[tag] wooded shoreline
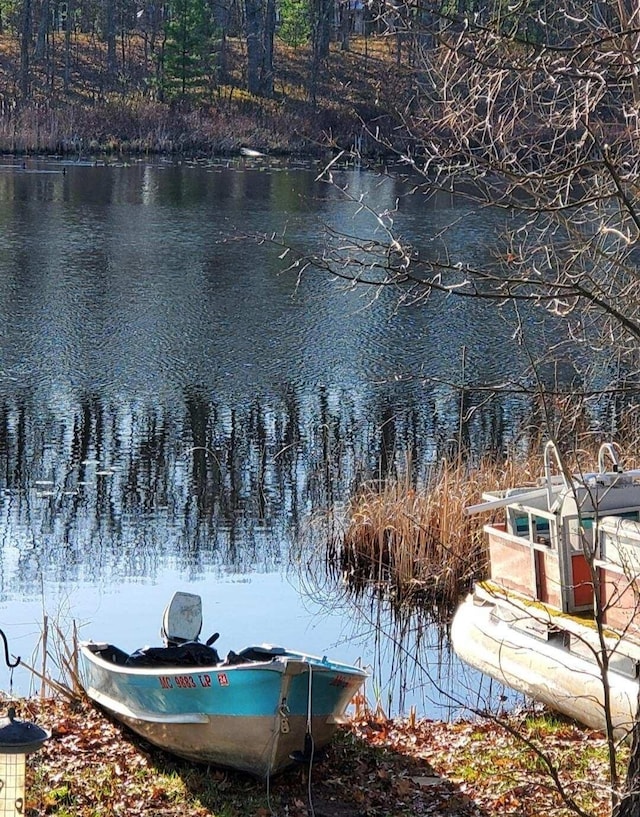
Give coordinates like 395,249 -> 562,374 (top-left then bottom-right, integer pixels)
0,35 -> 406,159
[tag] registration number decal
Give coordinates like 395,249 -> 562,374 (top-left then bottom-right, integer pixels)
158,674 -> 213,690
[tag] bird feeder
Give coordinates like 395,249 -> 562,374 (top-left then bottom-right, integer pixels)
0,706 -> 50,816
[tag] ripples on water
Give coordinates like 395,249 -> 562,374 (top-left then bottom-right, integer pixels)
0,158 -> 604,713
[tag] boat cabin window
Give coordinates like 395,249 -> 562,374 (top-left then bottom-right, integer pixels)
508,511 -> 553,546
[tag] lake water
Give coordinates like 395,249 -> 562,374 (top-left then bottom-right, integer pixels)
0,155 -> 564,715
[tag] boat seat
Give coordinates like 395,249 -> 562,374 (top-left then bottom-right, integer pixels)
161,591 -> 203,647
514,517 -> 529,535
90,643 -> 130,666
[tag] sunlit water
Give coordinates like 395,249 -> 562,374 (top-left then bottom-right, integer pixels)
0,155 -> 572,716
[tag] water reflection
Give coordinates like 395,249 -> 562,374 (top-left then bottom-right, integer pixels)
0,383 -> 522,594
0,158 -> 625,712
297,536 -> 518,718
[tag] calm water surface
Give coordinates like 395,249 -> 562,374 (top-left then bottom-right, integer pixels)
0,156 -> 558,714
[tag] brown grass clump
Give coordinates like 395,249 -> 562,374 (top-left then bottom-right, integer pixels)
338,456 -> 539,612
338,437 -> 640,613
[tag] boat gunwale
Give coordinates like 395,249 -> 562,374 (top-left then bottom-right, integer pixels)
474,581 -> 640,658
79,641 -> 369,679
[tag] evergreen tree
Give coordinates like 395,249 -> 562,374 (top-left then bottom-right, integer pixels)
278,0 -> 310,47
164,0 -> 215,98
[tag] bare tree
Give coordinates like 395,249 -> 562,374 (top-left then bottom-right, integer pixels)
245,0 -> 275,96
19,0 -> 33,99
280,3 -> 640,362
260,4 -> 640,815
103,0 -> 118,82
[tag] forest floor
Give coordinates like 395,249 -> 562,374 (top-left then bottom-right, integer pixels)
12,695 -> 620,817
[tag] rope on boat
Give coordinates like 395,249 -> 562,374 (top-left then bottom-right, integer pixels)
305,662 -> 316,817
265,660 -> 318,817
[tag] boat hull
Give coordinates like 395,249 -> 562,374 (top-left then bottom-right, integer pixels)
80,643 -> 366,777
103,711 -> 336,774
451,591 -> 638,738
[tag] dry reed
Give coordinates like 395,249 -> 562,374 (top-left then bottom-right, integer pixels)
20,614 -> 84,702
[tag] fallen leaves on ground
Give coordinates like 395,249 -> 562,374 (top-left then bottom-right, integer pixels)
3,696 -> 618,817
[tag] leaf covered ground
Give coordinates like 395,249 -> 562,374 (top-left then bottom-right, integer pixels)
6,696 -> 619,817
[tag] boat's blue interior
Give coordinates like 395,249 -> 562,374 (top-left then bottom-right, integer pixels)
513,509 -> 640,538
514,516 -> 550,536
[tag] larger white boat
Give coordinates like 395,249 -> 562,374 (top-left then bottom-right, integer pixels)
451,441 -> 640,737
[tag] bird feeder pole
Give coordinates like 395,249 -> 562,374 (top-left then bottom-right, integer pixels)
0,630 -> 50,816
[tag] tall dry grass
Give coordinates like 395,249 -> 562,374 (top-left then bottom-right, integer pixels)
18,614 -> 84,702
338,457 -> 534,612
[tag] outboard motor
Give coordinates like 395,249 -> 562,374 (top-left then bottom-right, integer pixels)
126,592 -> 222,667
161,591 -> 203,647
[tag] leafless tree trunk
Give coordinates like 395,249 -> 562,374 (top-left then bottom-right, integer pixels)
64,0 -> 74,94
339,0 -> 350,51
614,681 -> 640,815
104,0 -> 117,82
19,0 -> 33,99
245,0 -> 275,96
208,0 -> 230,83
34,0 -> 49,61
308,0 -> 332,103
